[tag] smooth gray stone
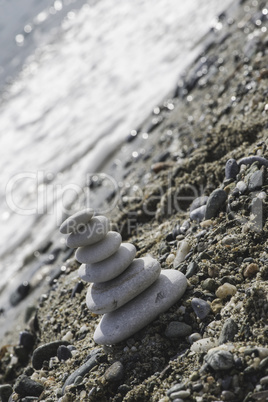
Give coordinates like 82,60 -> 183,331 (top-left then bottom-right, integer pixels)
218,318 -> 238,345
248,170 -> 263,192
190,196 -> 208,212
67,216 -> 109,248
104,361 -> 124,382
205,350 -> 234,371
75,231 -> 122,264
225,159 -> 239,179
191,297 -> 210,319
32,340 -> 69,370
205,189 -> 227,219
165,321 -> 192,338
94,269 -> 187,344
190,205 -> 206,221
62,348 -> 102,394
78,243 -> 136,283
60,209 -> 94,234
86,256 -> 161,314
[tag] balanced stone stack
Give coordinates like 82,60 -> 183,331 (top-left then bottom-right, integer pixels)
60,209 -> 187,345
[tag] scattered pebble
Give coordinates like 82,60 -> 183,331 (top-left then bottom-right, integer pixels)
215,283 -> 237,299
205,189 -> 227,219
190,205 -> 206,221
19,331 -> 35,352
173,240 -> 191,267
218,318 -> 238,345
191,297 -> 211,319
225,159 -> 239,179
243,263 -> 259,278
165,321 -> 192,338
57,345 -> 72,361
32,341 -> 70,370
104,361 -> 124,382
14,375 -> 44,398
191,338 -> 218,353
205,349 -> 234,371
248,170 -> 263,192
62,349 -> 103,394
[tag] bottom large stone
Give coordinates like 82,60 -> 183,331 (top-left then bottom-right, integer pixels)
93,269 -> 187,345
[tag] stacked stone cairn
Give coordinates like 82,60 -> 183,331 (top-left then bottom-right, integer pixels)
60,209 -> 187,345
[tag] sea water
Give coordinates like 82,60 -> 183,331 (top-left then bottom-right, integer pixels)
0,0 -> 233,295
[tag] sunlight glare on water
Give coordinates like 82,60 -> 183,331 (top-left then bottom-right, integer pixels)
0,0 -> 233,289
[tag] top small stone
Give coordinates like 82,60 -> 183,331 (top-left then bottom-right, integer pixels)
59,209 -> 94,234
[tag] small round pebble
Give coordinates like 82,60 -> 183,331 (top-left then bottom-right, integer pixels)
104,361 -> 124,382
225,159 -> 239,179
243,263 -> 259,278
188,333 -> 202,344
57,345 -> 72,361
165,321 -> 192,338
19,331 -> 35,352
215,283 -> 237,299
205,189 -> 227,220
191,297 -> 211,319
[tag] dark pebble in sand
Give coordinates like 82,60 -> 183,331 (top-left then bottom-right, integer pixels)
10,282 -> 31,306
185,261 -> 199,278
248,170 -> 263,192
62,348 -> 103,394
57,345 -> 72,361
218,318 -> 238,345
165,321 -> 192,338
225,158 -> 239,179
104,361 -> 124,382
14,375 -> 44,398
19,331 -> 35,352
0,384 -> 13,402
71,281 -> 84,298
205,189 -> 227,219
191,297 -> 211,319
32,340 -> 70,370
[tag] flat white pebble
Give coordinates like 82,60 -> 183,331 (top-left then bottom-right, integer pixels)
86,256 -> 161,314
78,243 -> 136,283
190,337 -> 218,353
173,240 -> 191,267
75,231 -> 122,264
67,216 -> 109,248
60,209 -> 94,234
94,269 -> 187,344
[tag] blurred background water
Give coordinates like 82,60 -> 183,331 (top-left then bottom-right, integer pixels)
0,0 -> 233,299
